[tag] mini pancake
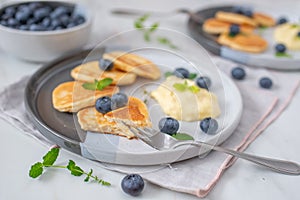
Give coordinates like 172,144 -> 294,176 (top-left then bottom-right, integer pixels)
215,11 -> 257,27
203,18 -> 255,34
77,97 -> 151,139
103,51 -> 161,80
217,32 -> 268,53
71,61 -> 137,86
253,12 -> 275,27
52,81 -> 119,112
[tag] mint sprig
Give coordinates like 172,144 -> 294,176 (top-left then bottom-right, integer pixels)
82,78 -> 113,91
173,81 -> 200,93
29,147 -> 111,186
172,133 -> 194,141
275,52 -> 292,58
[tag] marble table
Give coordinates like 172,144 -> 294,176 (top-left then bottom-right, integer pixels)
0,0 -> 299,199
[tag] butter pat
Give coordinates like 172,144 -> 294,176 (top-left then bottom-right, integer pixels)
274,23 -> 300,50
151,76 -> 221,122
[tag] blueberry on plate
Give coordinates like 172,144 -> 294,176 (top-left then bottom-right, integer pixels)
111,93 -> 128,110
158,117 -> 179,135
259,77 -> 273,89
242,9 -> 253,17
275,43 -> 286,53
174,68 -> 189,79
200,117 -> 218,135
277,17 -> 288,25
229,24 -> 240,36
231,6 -> 244,14
95,96 -> 112,114
196,76 -> 211,90
231,67 -> 246,80
99,58 -> 114,71
121,174 -> 144,197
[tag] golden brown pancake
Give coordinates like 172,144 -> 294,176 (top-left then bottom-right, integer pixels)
71,61 -> 137,86
103,51 -> 161,80
52,81 -> 119,113
217,32 -> 268,53
77,97 -> 151,139
253,12 -> 275,27
203,18 -> 255,34
215,11 -> 258,27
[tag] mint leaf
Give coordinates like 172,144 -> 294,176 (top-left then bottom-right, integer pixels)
42,148 -> 59,166
134,21 -> 144,29
172,133 -> 194,141
29,162 -> 44,178
164,71 -> 173,77
100,180 -> 111,186
157,37 -> 178,49
173,83 -> 187,91
275,52 -> 292,58
82,80 -> 98,90
188,73 -> 197,80
188,85 -> 200,93
138,13 -> 150,23
67,160 -> 84,176
144,31 -> 151,41
97,78 -> 113,90
150,22 -> 159,32
84,169 -> 93,182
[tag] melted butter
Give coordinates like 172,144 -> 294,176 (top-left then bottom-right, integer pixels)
274,23 -> 300,50
151,76 -> 221,122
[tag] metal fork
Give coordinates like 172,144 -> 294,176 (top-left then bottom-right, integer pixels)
124,124 -> 300,175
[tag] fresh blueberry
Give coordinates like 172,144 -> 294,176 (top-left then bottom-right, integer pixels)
99,58 -> 114,71
54,26 -> 63,30
33,7 -> 51,21
174,68 -> 189,79
50,6 -> 70,19
277,17 -> 288,25
1,14 -> 11,20
297,32 -> 300,38
121,174 -> 144,197
200,117 -> 218,134
229,24 -> 240,36
51,19 -> 62,28
196,76 -> 211,90
0,20 -> 8,26
4,6 -> 16,17
67,22 -> 76,28
111,93 -> 128,110
17,4 -> 30,12
73,14 -> 85,25
26,17 -> 39,25
7,18 -> 19,27
28,2 -> 43,11
95,96 -> 112,114
29,24 -> 46,31
19,24 -> 29,30
231,6 -> 244,14
243,9 -> 253,17
231,67 -> 246,80
259,77 -> 273,89
158,117 -> 179,135
15,10 -> 31,23
60,14 -> 70,27
41,17 -> 51,27
275,43 -> 286,53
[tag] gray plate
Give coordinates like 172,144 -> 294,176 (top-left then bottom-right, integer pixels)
187,5 -> 300,70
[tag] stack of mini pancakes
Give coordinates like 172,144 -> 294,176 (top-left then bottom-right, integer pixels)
52,51 -> 161,138
203,9 -> 276,53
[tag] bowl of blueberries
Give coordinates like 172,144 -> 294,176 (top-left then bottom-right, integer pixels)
0,1 -> 92,62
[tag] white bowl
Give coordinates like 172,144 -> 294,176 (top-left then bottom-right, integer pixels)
0,1 -> 93,62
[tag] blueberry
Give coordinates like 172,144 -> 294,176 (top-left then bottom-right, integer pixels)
277,17 -> 288,25
55,26 -> 63,30
111,93 -> 128,110
158,117 -> 179,135
121,174 -> 144,197
200,117 -> 218,134
26,17 -> 39,25
15,10 -> 31,23
297,32 -> 300,38
174,68 -> 189,78
50,6 -> 69,19
29,24 -> 45,31
99,58 -> 114,71
19,24 -> 29,30
1,14 -> 11,20
259,77 -> 273,89
41,17 -> 51,27
7,18 -> 19,27
0,20 -> 8,26
51,19 -> 62,28
33,7 -> 51,21
28,2 -> 43,10
275,43 -> 286,53
73,14 -> 85,25
95,96 -> 112,114
231,6 -> 244,14
231,67 -> 246,80
67,22 -> 76,28
229,24 -> 240,36
243,9 -> 253,17
60,14 -> 70,27
196,76 -> 211,90
4,6 -> 16,17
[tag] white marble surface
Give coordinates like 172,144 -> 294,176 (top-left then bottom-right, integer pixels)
0,0 -> 300,199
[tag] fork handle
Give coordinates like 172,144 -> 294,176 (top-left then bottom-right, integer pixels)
176,142 -> 300,175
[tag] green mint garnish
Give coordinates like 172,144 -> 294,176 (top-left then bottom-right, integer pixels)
157,37 -> 178,49
173,80 -> 200,93
228,33 -> 237,38
134,14 -> 150,29
188,85 -> 200,93
291,24 -> 300,28
164,71 -> 173,77
172,133 -> 194,141
82,78 -> 113,91
275,52 -> 292,58
29,147 -> 111,186
188,73 -> 197,80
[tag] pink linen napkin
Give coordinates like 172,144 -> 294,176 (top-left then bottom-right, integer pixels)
0,57 -> 299,198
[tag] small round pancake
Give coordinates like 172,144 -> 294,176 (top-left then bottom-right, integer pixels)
215,11 -> 258,27
253,12 -> 275,27
217,33 -> 268,53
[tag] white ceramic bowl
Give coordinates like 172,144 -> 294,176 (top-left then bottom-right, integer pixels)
0,1 -> 92,62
